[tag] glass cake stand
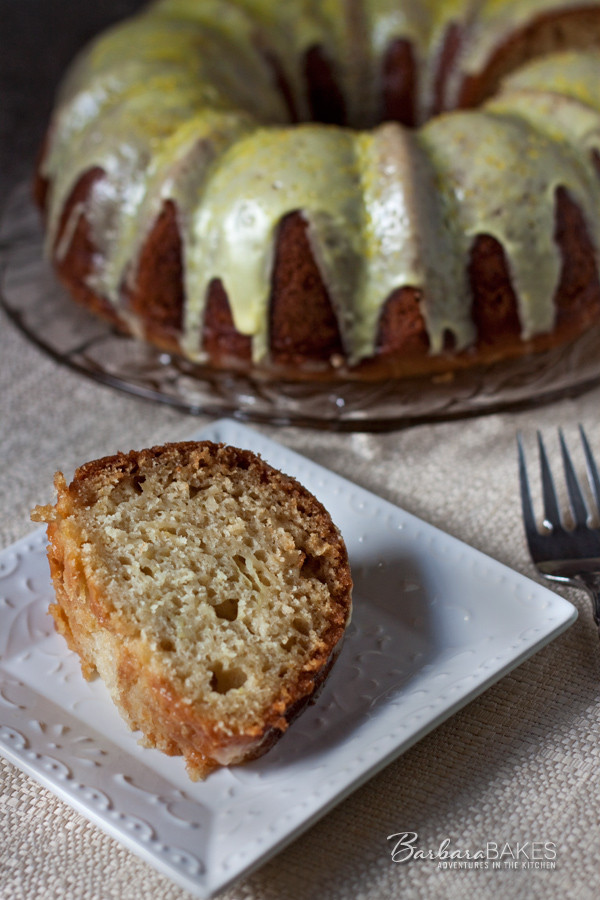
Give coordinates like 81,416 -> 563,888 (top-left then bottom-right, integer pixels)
2,180 -> 600,431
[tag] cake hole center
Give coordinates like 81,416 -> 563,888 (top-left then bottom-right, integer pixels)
209,662 -> 248,693
300,552 -> 327,583
213,597 -> 239,622
292,616 -> 310,636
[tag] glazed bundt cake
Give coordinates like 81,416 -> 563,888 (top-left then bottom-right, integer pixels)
34,0 -> 600,381
31,441 -> 353,778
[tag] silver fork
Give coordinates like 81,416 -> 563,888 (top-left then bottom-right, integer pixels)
518,425 -> 600,631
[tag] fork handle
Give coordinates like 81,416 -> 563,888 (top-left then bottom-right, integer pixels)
573,572 -> 600,628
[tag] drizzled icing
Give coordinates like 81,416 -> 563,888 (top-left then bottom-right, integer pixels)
41,0 -> 600,366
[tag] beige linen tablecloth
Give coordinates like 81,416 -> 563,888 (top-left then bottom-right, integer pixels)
2,313 -> 600,900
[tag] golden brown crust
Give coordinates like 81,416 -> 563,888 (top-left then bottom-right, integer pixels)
126,199 -> 184,339
304,45 -> 347,126
269,211 -> 345,365
457,7 -> 600,108
32,441 -> 353,779
432,21 -> 464,116
381,37 -> 418,127
48,166 -> 130,332
553,186 -> 600,328
202,278 -> 252,362
376,287 -> 431,357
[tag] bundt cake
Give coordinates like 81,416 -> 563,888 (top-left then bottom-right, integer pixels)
31,440 -> 353,778
34,0 -> 600,382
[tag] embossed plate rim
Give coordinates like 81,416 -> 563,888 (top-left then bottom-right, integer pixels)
0,419 -> 577,897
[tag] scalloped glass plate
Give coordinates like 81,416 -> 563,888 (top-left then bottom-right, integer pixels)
0,420 -> 577,897
2,182 -> 600,430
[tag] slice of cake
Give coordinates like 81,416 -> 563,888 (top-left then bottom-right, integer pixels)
31,441 -> 352,778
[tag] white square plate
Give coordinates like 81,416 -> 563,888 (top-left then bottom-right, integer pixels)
0,419 -> 576,897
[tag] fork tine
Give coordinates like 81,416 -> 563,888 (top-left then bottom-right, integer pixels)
517,432 -> 539,542
537,431 -> 562,531
580,424 -> 600,518
559,428 -> 589,527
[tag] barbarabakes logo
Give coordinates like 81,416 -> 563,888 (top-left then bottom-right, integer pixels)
387,832 -> 557,870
